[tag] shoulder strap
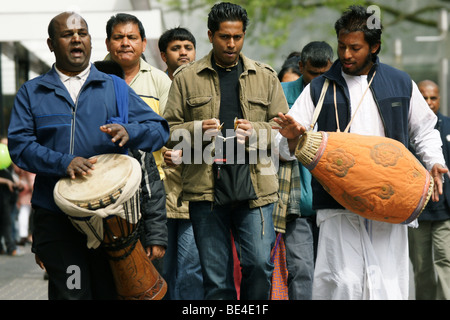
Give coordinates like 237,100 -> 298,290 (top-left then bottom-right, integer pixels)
309,71 -> 376,133
106,75 -> 129,125
309,79 -> 329,131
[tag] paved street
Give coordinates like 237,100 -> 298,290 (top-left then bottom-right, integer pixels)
0,245 -> 47,300
0,243 -> 415,301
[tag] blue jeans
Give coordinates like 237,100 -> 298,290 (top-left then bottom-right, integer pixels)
163,218 -> 204,300
189,201 -> 275,300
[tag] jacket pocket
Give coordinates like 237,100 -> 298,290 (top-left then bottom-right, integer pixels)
247,97 -> 269,122
187,96 -> 213,120
35,113 -> 72,141
182,163 -> 213,195
250,161 -> 278,198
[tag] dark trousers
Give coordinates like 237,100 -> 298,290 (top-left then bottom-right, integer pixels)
0,194 -> 17,254
0,205 -> 16,254
32,206 -> 117,300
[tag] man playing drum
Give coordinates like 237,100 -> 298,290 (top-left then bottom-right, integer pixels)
275,5 -> 447,299
7,12 -> 169,300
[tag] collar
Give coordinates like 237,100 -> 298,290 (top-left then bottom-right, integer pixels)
298,75 -> 305,91
138,57 -> 152,72
54,64 -> 91,82
195,50 -> 256,75
38,63 -> 108,91
103,53 -> 152,73
323,56 -> 380,85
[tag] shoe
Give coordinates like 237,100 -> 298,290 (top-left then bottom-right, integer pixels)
17,237 -> 32,246
9,249 -> 24,257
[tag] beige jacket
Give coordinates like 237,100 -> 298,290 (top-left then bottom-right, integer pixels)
163,51 -> 289,208
163,163 -> 190,219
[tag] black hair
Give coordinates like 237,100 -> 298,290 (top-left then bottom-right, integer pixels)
300,41 -> 334,68
94,60 -> 125,79
158,27 -> 196,53
106,13 -> 146,40
278,66 -> 301,82
278,54 -> 301,81
207,2 -> 249,34
286,51 -> 301,59
334,5 -> 382,56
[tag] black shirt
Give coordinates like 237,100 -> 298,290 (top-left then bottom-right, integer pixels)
213,57 -> 244,163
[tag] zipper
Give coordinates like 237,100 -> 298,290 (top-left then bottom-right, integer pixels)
369,86 -> 388,136
69,86 -> 85,155
70,106 -> 76,155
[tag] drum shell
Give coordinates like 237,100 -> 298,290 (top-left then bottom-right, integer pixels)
54,154 -> 167,299
104,216 -> 167,300
299,132 -> 432,224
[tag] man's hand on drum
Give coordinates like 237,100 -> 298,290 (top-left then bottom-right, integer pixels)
100,123 -> 129,147
431,163 -> 449,202
67,157 -> 97,179
146,245 -> 165,261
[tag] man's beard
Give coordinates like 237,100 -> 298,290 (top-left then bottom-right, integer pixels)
342,52 -> 374,76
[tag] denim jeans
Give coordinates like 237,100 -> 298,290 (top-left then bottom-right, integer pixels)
189,201 -> 275,300
163,218 -> 204,300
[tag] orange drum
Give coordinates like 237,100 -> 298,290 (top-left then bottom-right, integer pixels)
54,153 -> 167,299
295,131 -> 433,224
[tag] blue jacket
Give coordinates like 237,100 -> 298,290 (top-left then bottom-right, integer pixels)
308,58 -> 412,210
8,64 -> 169,213
418,112 -> 450,221
281,76 -> 304,108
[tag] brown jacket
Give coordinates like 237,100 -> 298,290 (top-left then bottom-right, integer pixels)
163,51 -> 289,208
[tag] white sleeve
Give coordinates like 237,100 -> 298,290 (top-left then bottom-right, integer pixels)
287,84 -> 316,129
408,80 -> 445,170
276,84 -> 316,160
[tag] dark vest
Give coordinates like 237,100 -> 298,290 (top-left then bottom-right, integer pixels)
417,113 -> 450,221
309,58 -> 413,210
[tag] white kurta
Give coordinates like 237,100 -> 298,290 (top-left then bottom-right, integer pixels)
280,71 -> 445,300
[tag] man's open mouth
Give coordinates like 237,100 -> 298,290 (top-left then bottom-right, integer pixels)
71,48 -> 84,57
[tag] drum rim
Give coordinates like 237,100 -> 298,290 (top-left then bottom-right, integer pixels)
402,172 -> 434,224
295,131 -> 327,171
55,153 -> 133,210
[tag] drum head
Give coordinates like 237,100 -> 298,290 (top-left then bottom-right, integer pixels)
56,154 -> 133,209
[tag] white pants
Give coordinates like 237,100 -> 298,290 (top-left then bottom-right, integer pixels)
312,209 -> 410,300
18,204 -> 31,238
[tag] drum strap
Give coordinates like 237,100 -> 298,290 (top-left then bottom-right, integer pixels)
105,75 -> 130,155
106,75 -> 129,125
309,79 -> 330,131
310,72 -> 377,133
340,71 -> 377,133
